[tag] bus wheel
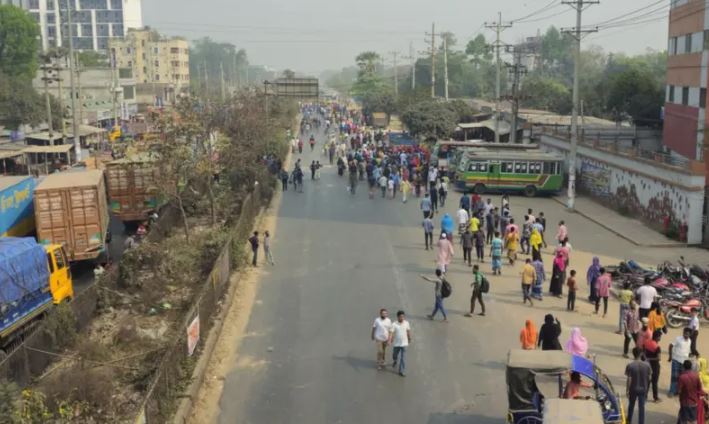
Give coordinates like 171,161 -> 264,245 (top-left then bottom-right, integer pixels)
473,183 -> 485,195
523,185 -> 537,197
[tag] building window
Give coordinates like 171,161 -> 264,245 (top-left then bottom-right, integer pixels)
97,24 -> 109,37
153,47 -> 159,54
154,60 -> 159,67
123,86 -> 135,100
686,34 -> 692,53
110,0 -> 122,9
29,0 -> 39,9
119,68 -> 132,78
170,47 -> 179,54
671,37 -> 678,55
669,85 -> 675,103
125,47 -> 131,54
154,74 -> 160,81
127,60 -> 132,67
701,88 -> 707,108
683,86 -> 689,105
142,53 -> 146,60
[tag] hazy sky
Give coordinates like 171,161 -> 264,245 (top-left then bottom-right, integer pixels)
142,0 -> 669,75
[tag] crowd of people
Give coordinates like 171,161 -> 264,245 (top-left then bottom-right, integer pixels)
261,103 -> 709,423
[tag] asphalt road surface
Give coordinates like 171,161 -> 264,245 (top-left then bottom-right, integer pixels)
217,128 -> 687,424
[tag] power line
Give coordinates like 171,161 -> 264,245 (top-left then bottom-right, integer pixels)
513,7 -> 573,24
511,0 -> 560,23
586,0 -> 666,27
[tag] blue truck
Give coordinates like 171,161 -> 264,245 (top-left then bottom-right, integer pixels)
0,237 -> 73,359
0,176 -> 36,237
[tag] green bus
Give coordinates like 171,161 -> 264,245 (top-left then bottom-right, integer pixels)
454,149 -> 565,197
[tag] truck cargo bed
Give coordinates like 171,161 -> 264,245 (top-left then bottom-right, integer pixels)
34,170 -> 109,262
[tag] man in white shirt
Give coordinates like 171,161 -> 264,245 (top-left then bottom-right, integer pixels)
636,280 -> 658,318
390,310 -> 412,377
371,309 -> 392,370
457,208 -> 470,228
669,328 -> 693,396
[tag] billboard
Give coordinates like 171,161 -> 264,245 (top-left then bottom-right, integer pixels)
264,78 -> 319,99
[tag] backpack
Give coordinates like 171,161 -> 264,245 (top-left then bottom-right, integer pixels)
480,275 -> 490,293
441,278 -> 452,298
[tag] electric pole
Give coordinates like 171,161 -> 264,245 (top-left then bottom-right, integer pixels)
443,35 -> 449,101
389,51 -> 399,97
40,59 -> 54,144
55,59 -> 67,139
65,0 -> 81,158
407,42 -> 416,90
220,61 -> 226,100
110,48 -> 118,129
425,23 -> 436,98
505,45 -> 534,144
75,51 -> 83,127
562,0 -> 599,210
485,13 -> 512,143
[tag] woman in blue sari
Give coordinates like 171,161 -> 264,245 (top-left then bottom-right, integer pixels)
532,257 -> 545,300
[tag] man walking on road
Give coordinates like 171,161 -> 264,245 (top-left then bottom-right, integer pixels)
677,359 -> 705,424
420,193 -> 432,218
248,231 -> 259,266
421,270 -> 449,322
465,264 -> 486,317
625,347 -> 651,424
521,258 -> 536,306
423,216 -> 434,251
390,310 -> 411,377
263,231 -> 275,266
371,309 -> 392,370
461,228 -> 473,267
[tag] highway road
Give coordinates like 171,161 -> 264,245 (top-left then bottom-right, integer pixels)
215,127 -> 690,424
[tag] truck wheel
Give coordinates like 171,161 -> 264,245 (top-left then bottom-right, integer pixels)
474,183 -> 486,195
523,185 -> 537,197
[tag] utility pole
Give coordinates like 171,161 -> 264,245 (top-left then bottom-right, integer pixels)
425,23 -> 436,98
110,48 -> 118,129
409,42 -> 416,90
220,61 -> 226,100
505,45 -> 534,144
65,0 -> 81,158
40,60 -> 54,145
443,35 -> 449,100
203,61 -> 209,96
562,0 -> 599,210
55,59 -> 67,139
75,51 -> 83,127
485,13 -> 512,143
389,51 -> 399,97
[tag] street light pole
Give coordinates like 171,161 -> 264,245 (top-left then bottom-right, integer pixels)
65,0 -> 81,158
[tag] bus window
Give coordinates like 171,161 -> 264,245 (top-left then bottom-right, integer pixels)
478,162 -> 488,172
529,162 -> 542,174
514,162 -> 528,174
501,162 -> 514,173
543,162 -> 556,174
556,161 -> 563,174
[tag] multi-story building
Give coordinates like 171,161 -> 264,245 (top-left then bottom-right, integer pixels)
110,28 -> 190,108
663,0 -> 709,161
32,65 -> 137,126
1,0 -> 142,51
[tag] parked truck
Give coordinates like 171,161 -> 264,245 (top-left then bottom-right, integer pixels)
0,237 -> 73,357
0,176 -> 36,237
105,156 -> 160,223
33,170 -> 110,262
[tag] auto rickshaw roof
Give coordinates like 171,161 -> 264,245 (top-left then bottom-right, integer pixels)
543,399 -> 604,424
507,350 -> 595,377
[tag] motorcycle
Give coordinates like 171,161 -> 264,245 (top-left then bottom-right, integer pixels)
665,296 -> 709,328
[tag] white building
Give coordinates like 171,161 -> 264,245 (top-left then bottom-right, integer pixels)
2,0 -> 143,51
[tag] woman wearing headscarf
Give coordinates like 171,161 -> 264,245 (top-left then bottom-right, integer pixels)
538,314 -> 562,351
647,302 -> 667,334
530,228 -> 543,262
436,233 -> 454,274
586,257 -> 601,303
531,257 -> 545,300
698,357 -> 709,422
565,327 -> 588,357
549,252 -> 566,298
520,320 -> 538,350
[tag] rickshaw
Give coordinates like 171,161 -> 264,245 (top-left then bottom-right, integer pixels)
543,399 -> 604,424
506,349 -> 625,424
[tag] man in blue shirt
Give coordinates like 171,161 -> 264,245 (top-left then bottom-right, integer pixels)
423,217 -> 434,250
459,194 -> 470,215
489,231 -> 503,275
420,193 -> 433,219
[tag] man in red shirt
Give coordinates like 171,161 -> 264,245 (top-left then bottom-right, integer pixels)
678,359 -> 706,424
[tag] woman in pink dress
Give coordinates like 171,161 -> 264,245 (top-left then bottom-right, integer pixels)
436,233 -> 455,273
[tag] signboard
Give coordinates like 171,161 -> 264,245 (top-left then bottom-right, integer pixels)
187,314 -> 200,356
264,78 -> 319,99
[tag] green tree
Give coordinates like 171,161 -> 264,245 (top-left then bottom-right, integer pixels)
465,34 -> 492,67
77,50 -> 108,67
401,100 -> 458,139
520,75 -> 572,114
538,26 -> 574,79
0,5 -> 40,78
355,51 -> 381,76
0,72 -> 62,130
190,37 -> 249,97
605,61 -> 663,125
282,69 -> 295,79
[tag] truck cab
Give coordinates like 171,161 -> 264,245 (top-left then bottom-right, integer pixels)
45,244 -> 73,304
